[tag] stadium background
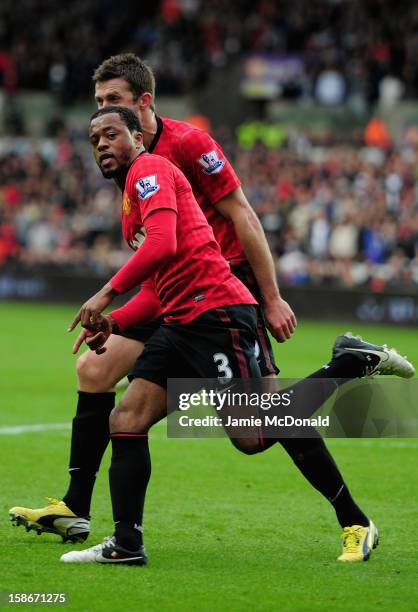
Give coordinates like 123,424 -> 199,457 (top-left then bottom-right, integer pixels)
0,1 -> 417,611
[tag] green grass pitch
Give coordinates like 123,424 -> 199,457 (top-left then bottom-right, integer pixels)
0,302 -> 417,611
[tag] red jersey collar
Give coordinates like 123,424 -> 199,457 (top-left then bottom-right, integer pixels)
147,115 -> 164,153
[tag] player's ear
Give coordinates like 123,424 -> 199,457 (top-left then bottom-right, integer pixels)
134,130 -> 143,149
138,92 -> 153,111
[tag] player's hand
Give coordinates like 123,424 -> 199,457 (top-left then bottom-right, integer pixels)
72,315 -> 113,355
72,328 -> 92,354
263,297 -> 297,343
68,283 -> 119,332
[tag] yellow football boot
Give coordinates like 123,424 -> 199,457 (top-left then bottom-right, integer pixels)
338,520 -> 379,562
9,498 -> 90,543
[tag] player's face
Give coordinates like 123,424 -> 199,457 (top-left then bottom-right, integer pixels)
95,78 -> 139,112
89,113 -> 142,178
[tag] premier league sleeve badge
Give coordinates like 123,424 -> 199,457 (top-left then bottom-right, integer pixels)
197,150 -> 225,175
135,175 -> 161,200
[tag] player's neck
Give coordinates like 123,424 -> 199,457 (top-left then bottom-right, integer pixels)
113,167 -> 129,192
113,148 -> 145,191
141,109 -> 158,149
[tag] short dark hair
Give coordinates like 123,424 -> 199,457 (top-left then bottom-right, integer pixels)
90,106 -> 142,133
93,53 -> 155,102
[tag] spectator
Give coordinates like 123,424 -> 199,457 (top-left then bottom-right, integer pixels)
3,0 -> 418,102
0,122 -> 417,292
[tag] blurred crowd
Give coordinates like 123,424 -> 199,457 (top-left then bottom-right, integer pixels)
234,134 -> 418,291
1,128 -> 417,291
0,135 -> 126,274
1,0 -> 418,103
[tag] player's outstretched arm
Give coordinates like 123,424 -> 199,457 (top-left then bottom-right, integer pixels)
68,209 -> 176,334
110,280 -> 161,332
215,187 -> 296,342
109,209 -> 177,294
71,281 -> 160,355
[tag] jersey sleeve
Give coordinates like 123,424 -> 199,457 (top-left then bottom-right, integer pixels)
126,155 -> 178,222
110,279 -> 161,331
110,208 -> 177,294
177,129 -> 240,205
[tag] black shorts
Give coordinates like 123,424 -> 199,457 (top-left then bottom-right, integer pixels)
119,264 -> 279,376
120,317 -> 164,342
231,263 -> 279,376
128,305 -> 261,389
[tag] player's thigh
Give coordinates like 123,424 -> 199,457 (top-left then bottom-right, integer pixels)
127,326 -> 202,423
179,306 -> 264,451
177,305 -> 261,381
77,334 -> 145,392
111,378 -> 167,433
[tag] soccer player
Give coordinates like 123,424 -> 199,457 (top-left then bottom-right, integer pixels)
9,58 -> 415,563
63,105 -> 266,563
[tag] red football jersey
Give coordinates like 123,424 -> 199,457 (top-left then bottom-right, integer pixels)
116,152 -> 256,324
149,116 -> 246,265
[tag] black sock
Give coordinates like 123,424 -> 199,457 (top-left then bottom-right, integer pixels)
279,436 -> 369,527
109,434 -> 151,551
330,484 -> 370,528
62,391 -> 115,516
288,354 -> 368,419
260,355 -> 367,451
309,354 -> 369,380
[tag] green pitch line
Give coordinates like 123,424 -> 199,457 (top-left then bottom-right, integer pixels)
0,302 -> 417,612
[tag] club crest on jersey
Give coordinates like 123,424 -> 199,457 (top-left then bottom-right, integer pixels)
198,150 -> 225,175
135,175 -> 160,200
123,196 -> 131,215
130,230 -> 146,249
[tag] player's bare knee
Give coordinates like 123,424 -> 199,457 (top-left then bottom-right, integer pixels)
230,437 -> 262,455
110,400 -> 151,434
76,352 -> 95,386
76,352 -> 113,392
